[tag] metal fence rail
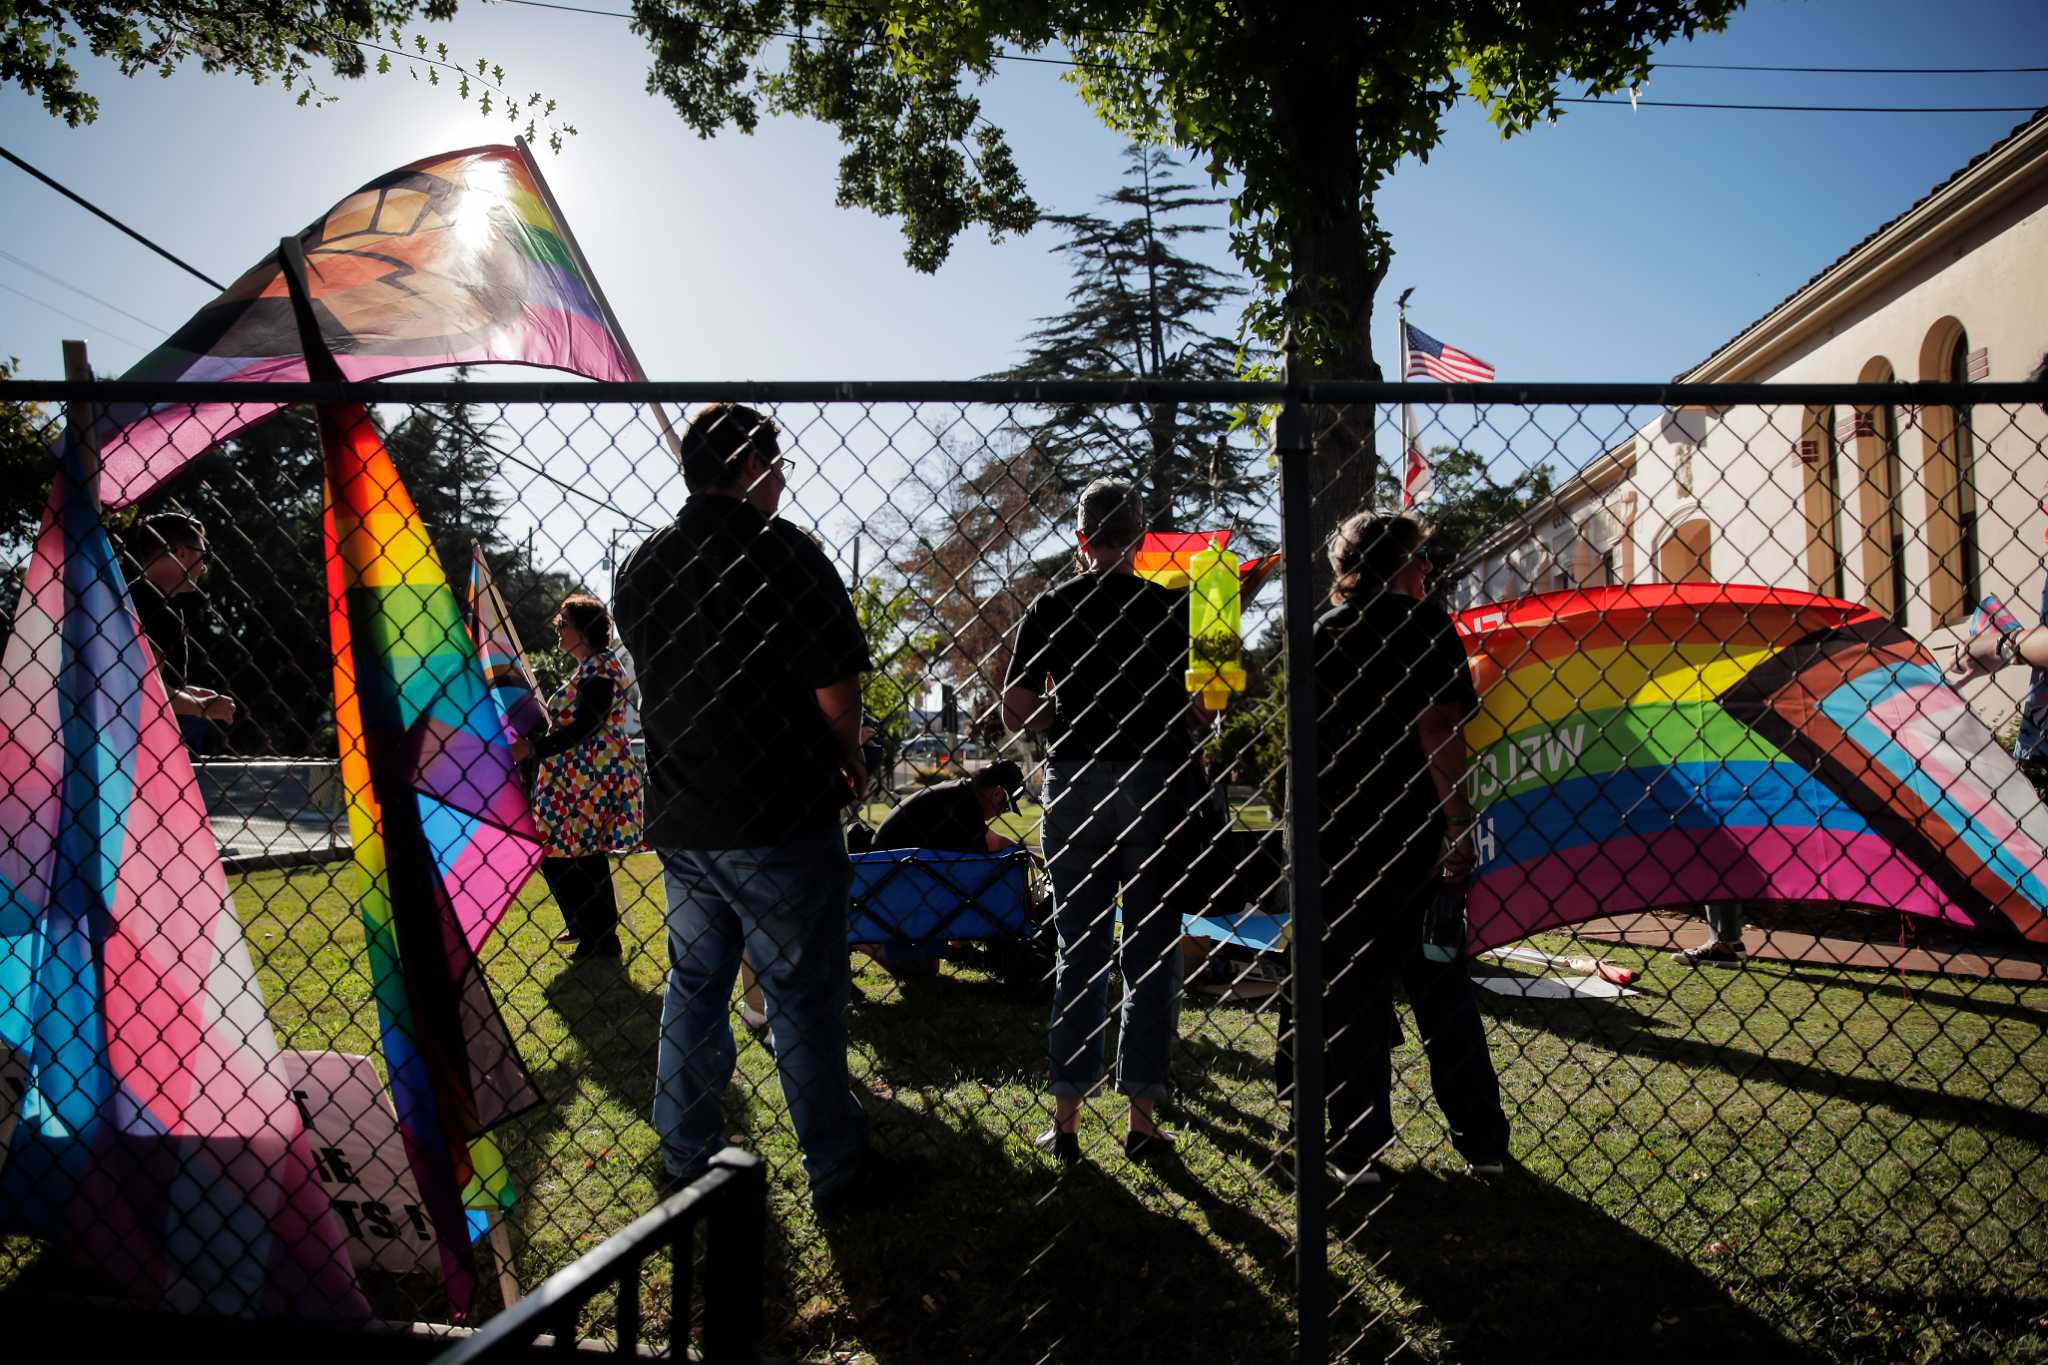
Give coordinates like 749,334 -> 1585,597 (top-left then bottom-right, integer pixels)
0,372 -> 2043,1363
436,1147 -> 765,1363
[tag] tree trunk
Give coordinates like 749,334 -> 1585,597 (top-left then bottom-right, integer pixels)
1270,52 -> 1385,588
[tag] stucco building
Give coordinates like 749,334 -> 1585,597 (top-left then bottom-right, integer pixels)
1457,110 -> 2048,716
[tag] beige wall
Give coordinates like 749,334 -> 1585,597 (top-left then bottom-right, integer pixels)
1461,126 -> 2048,721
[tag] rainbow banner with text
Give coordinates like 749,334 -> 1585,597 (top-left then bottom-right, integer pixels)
1459,585 -> 2048,953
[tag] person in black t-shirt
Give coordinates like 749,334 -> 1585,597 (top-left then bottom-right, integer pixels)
1315,512 -> 1508,1187
872,760 -> 1025,854
129,512 -> 236,755
1003,479 -> 1192,1165
615,402 -> 896,1215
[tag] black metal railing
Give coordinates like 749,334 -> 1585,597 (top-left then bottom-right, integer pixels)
436,1148 -> 766,1363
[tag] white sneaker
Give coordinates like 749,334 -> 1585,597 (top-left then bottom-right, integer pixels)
738,1004 -> 769,1033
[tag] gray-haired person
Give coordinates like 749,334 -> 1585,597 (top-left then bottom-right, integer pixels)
1002,479 -> 1193,1164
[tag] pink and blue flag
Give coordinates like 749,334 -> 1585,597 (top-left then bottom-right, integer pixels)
0,443 -> 365,1316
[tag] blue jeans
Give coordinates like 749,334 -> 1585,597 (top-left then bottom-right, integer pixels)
1043,758 -> 1183,1101
653,828 -> 869,1199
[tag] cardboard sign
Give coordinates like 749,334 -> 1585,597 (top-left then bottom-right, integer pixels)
280,1049 -> 439,1274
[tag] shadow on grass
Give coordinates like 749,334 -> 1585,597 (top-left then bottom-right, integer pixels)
1773,960 -> 2048,1030
815,1098 -> 1311,1365
1472,976 -> 2045,1144
1344,1167 -> 1815,1364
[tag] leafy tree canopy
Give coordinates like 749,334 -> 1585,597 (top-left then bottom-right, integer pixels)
630,0 -> 1741,371
5,1 -> 574,146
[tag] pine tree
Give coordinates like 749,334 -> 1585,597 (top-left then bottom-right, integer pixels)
990,144 -> 1264,533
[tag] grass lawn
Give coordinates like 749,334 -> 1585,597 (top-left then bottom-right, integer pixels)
6,827 -> 2046,1362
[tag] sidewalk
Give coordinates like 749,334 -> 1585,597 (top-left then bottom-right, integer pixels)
215,813 -> 349,874
196,759 -> 351,874
1574,909 -> 2048,985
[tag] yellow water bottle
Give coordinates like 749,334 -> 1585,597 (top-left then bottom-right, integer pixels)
1186,534 -> 1247,711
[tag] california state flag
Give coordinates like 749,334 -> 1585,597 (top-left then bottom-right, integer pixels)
1400,405 -> 1431,508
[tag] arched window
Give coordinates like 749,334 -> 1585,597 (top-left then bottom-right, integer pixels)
1918,319 -> 1981,624
1854,360 -> 1910,624
1659,519 -> 1713,583
1801,405 -> 1845,597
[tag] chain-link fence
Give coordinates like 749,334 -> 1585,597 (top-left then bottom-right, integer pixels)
0,375 -> 2044,1362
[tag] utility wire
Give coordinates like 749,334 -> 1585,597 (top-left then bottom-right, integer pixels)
0,145 -> 227,292
494,0 -> 2048,111
1655,61 -> 2048,75
0,249 -> 170,334
0,278 -> 156,351
1566,96 -> 2042,113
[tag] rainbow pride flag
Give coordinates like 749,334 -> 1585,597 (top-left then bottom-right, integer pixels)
466,547 -> 546,743
322,402 -> 544,1316
1459,584 -> 2048,952
1127,530 -> 1274,596
0,445 -> 364,1316
77,144 -> 635,507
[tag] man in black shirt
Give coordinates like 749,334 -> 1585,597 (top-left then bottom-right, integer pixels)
130,512 -> 236,755
872,760 -> 1025,853
1003,478 -> 1194,1163
614,402 -> 887,1213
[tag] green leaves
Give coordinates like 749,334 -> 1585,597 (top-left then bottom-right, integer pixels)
614,0 -> 1742,375
5,4 -> 577,151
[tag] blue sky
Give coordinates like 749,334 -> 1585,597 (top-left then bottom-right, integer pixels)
2,0 -> 2042,387
1,0 -> 2043,593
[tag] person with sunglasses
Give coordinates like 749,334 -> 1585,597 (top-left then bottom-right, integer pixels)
615,402 -> 902,1216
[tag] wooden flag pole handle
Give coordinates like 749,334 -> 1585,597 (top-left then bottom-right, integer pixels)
514,138 -> 684,464
61,339 -> 101,511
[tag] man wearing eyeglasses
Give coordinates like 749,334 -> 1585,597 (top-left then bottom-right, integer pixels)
130,511 -> 237,755
616,401 -> 902,1217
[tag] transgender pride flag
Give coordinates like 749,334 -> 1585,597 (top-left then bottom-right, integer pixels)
0,443 -> 365,1317
70,142 -> 638,507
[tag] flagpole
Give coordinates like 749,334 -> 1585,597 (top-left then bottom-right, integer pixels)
514,137 -> 684,463
277,234 -> 489,1313
1395,288 -> 1415,510
61,340 -> 100,512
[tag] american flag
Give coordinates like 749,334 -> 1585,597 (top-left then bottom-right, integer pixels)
1404,322 -> 1496,384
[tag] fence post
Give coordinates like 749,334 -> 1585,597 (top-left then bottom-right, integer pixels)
1276,335 -> 1328,1364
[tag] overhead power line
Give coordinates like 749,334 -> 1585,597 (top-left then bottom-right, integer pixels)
0,249 -> 170,334
0,145 -> 228,292
1566,96 -> 2042,113
0,278 -> 156,351
1656,61 -> 2048,75
494,0 -> 2047,112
